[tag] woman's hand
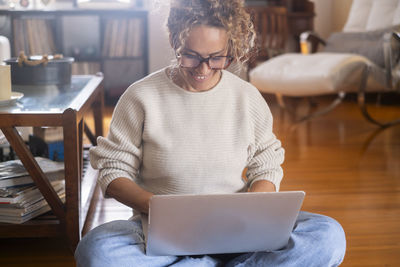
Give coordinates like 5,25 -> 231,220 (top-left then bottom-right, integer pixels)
106,177 -> 154,214
249,180 -> 276,193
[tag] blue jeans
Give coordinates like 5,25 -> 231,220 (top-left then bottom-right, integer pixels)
75,211 -> 346,267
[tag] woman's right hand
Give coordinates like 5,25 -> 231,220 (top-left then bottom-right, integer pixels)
105,177 -> 154,214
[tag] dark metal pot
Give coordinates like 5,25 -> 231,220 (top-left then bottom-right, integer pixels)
5,56 -> 74,86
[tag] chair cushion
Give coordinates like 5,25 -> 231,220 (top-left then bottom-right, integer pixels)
249,53 -> 385,97
324,25 -> 400,68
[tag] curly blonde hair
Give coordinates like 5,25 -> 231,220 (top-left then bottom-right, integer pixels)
167,0 -> 256,63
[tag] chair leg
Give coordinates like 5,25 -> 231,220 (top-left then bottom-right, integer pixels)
274,92 -> 346,123
297,92 -> 346,122
358,66 -> 400,128
275,93 -> 286,109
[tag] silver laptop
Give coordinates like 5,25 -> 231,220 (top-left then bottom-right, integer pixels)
142,191 -> 305,256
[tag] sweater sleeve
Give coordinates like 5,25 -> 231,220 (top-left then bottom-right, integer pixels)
89,88 -> 144,197
246,92 -> 284,192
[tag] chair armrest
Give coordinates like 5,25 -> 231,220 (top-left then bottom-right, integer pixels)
391,31 -> 400,42
300,31 -> 327,54
383,31 -> 400,90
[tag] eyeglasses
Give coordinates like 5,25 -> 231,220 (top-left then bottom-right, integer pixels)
177,53 -> 233,70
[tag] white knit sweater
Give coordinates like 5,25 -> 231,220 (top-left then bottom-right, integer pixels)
90,68 -> 284,196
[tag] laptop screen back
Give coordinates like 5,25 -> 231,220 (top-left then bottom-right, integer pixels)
145,191 -> 305,256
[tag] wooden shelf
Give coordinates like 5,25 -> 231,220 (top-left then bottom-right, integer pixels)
0,164 -> 98,239
0,8 -> 148,16
0,217 -> 62,238
0,8 -> 149,100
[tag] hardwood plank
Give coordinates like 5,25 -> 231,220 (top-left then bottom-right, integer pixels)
0,97 -> 399,266
271,95 -> 400,267
0,238 -> 76,267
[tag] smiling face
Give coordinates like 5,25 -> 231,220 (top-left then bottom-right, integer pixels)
175,25 -> 229,92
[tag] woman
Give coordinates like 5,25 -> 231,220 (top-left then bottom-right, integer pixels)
75,0 -> 346,266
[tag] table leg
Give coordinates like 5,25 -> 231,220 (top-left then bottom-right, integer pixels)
93,85 -> 104,138
62,108 -> 82,251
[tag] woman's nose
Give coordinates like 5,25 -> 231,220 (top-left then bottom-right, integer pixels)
197,61 -> 211,74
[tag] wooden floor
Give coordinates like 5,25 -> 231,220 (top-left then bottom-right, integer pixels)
0,95 -> 399,266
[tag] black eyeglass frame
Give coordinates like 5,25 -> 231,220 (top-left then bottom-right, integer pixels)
177,53 -> 234,70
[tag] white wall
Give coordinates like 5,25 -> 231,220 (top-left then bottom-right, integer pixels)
332,0 -> 353,32
310,0 -> 333,38
310,0 -> 353,37
147,0 -> 354,72
148,1 -> 175,73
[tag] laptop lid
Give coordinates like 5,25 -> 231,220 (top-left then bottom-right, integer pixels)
143,191 -> 305,256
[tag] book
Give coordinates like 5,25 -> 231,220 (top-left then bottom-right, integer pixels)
0,191 -> 65,215
125,18 -> 135,57
0,184 -> 40,205
102,18 -> 112,57
72,62 -> 101,75
0,180 -> 65,224
34,127 -> 64,143
132,17 -> 143,57
116,19 -> 128,57
110,19 -> 119,57
25,19 -> 36,55
44,19 -> 57,54
13,19 -> 25,55
0,196 -> 66,224
0,157 -> 64,188
0,180 -> 64,205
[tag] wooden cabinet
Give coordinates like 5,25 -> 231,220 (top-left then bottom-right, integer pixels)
0,9 -> 149,103
246,0 -> 315,52
285,0 -> 315,37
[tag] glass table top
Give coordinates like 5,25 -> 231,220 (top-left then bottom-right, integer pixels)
0,76 -> 93,114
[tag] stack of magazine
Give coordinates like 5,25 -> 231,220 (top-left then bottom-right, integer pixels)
0,157 -> 65,224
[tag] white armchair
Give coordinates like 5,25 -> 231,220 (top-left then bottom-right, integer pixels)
0,35 -> 11,65
249,0 -> 400,127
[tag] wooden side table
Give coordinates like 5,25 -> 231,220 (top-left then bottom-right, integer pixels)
0,75 -> 104,251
